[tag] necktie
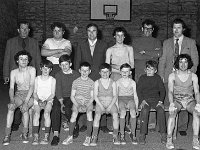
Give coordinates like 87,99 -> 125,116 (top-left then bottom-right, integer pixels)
22,38 -> 26,50
174,38 -> 179,61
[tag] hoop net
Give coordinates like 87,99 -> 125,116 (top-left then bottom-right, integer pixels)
105,12 -> 116,21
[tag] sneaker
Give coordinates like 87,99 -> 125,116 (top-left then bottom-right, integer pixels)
32,134 -> 39,145
120,134 -> 126,145
125,126 -> 131,134
62,135 -> 73,145
166,136 -> 174,149
83,136 -> 91,146
90,135 -> 98,146
73,124 -> 79,139
2,136 -> 10,146
51,136 -> 59,146
130,133 -> 138,145
138,134 -> 146,145
113,135 -> 120,145
22,133 -> 29,143
40,133 -> 49,145
193,137 -> 200,150
161,133 -> 167,144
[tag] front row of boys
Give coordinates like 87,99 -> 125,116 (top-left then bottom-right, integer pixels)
3,50 -> 200,150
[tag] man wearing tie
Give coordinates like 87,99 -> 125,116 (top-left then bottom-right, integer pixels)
3,21 -> 41,132
158,18 -> 199,136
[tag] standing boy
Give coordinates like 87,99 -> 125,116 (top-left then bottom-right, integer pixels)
137,60 -> 166,145
32,59 -> 56,145
117,63 -> 139,145
3,51 -> 36,145
62,62 -> 94,146
90,63 -> 119,146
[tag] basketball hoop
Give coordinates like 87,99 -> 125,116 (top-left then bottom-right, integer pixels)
105,12 -> 116,21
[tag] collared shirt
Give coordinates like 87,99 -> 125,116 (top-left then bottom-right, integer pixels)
174,35 -> 184,54
88,38 -> 97,56
63,68 -> 73,74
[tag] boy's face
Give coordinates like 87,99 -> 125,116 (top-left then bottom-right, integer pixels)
79,66 -> 91,78
53,27 -> 64,40
17,55 -> 29,67
41,66 -> 51,76
99,68 -> 111,79
145,66 -> 157,76
60,61 -> 71,72
114,31 -> 125,44
179,58 -> 188,71
120,67 -> 131,78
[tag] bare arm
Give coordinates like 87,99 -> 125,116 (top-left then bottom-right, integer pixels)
94,81 -> 104,109
132,81 -> 139,110
25,68 -> 36,103
33,78 -> 39,101
105,48 -> 112,64
46,78 -> 56,101
108,82 -> 117,108
9,70 -> 15,102
86,89 -> 94,107
71,89 -> 79,107
192,73 -> 200,104
128,46 -> 134,69
168,73 -> 175,104
41,45 -> 63,57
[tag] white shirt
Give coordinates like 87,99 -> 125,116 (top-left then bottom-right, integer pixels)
88,39 -> 97,56
174,35 -> 184,54
43,38 -> 72,64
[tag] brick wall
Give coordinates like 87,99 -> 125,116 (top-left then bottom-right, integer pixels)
0,0 -> 18,78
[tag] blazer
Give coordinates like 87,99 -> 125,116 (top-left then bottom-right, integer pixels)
3,36 -> 41,78
74,39 -> 108,81
158,36 -> 199,83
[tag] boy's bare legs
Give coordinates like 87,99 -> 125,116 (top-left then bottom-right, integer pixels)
32,105 -> 41,145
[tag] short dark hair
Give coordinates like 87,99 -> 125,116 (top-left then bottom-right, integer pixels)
59,54 -> 71,64
142,19 -> 155,28
146,60 -> 158,69
112,26 -> 127,38
51,22 -> 66,32
14,50 -> 32,66
17,21 -> 30,29
99,63 -> 111,72
172,18 -> 186,29
86,23 -> 98,31
120,63 -> 131,70
174,54 -> 193,70
40,59 -> 53,70
80,62 -> 91,70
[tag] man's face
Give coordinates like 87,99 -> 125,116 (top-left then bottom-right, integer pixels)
173,23 -> 184,38
142,24 -> 153,37
18,55 -> 29,67
18,24 -> 30,38
114,31 -> 125,44
179,58 -> 188,71
60,61 -> 71,73
99,68 -> 111,79
87,26 -> 97,41
53,27 -> 64,40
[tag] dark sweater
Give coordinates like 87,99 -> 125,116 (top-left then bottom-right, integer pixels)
136,74 -> 165,104
55,70 -> 80,99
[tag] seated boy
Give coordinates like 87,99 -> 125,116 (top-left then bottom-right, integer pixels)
55,54 -> 80,137
32,59 -> 56,145
137,60 -> 166,145
62,62 -> 94,146
117,63 -> 139,145
3,50 -> 36,145
90,63 -> 120,146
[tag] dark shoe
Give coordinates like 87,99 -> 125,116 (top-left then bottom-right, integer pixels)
11,124 -> 19,131
139,134 -> 146,145
73,124 -> 79,139
100,126 -> 110,133
51,136 -> 59,146
179,131 -> 187,136
79,125 -> 87,132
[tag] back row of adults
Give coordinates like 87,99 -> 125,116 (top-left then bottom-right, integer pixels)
3,18 -> 199,146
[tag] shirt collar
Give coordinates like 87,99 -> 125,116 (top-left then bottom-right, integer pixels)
174,35 -> 184,42
63,68 -> 73,74
88,39 -> 97,47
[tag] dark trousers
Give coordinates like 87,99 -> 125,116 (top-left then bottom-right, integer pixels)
140,101 -> 166,135
12,108 -> 22,125
63,97 -> 73,122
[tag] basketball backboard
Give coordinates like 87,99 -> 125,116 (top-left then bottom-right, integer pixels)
90,0 -> 131,21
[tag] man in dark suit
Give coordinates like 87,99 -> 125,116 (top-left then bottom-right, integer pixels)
74,23 -> 110,133
3,21 -> 41,132
158,18 -> 199,137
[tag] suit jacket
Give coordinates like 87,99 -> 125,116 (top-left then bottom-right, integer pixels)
158,36 -> 199,83
74,39 -> 108,81
3,36 -> 41,78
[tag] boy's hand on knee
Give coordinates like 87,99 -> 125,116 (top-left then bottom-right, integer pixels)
169,102 -> 177,115
106,106 -> 112,113
61,104 -> 65,114
156,101 -> 164,109
21,103 -> 29,113
140,100 -> 148,109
